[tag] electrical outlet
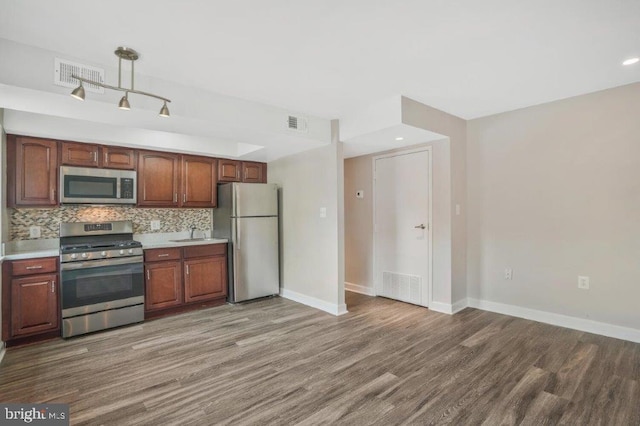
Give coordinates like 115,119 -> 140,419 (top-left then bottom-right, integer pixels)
29,226 -> 41,239
505,268 -> 513,280
578,276 -> 590,290
150,220 -> 161,231
319,207 -> 327,218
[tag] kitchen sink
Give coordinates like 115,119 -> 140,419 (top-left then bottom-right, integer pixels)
168,238 -> 215,243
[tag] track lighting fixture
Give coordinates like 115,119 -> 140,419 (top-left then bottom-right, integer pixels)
70,47 -> 171,117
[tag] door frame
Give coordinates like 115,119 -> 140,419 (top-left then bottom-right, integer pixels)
372,146 -> 433,307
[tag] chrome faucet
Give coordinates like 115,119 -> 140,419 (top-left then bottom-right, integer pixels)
190,225 -> 197,239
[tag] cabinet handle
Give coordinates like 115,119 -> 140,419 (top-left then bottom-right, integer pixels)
157,254 -> 169,257
94,151 -> 98,162
174,193 -> 177,203
26,265 -> 43,270
183,193 -> 186,203
147,270 -> 150,280
186,264 -> 189,275
50,188 -> 55,201
51,281 -> 55,293
104,152 -> 108,164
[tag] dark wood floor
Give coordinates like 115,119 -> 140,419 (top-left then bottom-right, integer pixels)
1,292 -> 639,425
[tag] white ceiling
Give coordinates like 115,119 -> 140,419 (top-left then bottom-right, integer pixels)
1,0 -> 639,158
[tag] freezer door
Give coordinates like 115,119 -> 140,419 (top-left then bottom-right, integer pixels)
231,216 -> 279,302
232,183 -> 278,217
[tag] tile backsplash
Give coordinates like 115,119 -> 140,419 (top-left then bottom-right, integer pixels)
9,206 -> 212,241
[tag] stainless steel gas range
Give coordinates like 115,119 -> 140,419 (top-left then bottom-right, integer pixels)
59,221 -> 144,338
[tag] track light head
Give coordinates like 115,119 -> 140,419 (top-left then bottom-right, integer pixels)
118,94 -> 131,110
159,102 -> 170,117
70,83 -> 85,101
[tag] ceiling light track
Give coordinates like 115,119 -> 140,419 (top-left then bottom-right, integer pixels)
70,47 -> 171,117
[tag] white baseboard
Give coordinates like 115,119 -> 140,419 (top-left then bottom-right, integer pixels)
429,299 -> 467,314
344,282 -> 375,296
451,299 -> 468,314
280,288 -> 348,316
429,301 -> 454,314
466,298 -> 640,344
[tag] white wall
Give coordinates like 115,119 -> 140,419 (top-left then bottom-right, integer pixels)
401,97 -> 467,306
467,82 -> 640,331
268,138 -> 346,315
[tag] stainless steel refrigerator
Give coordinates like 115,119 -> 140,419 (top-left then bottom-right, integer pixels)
213,183 -> 279,303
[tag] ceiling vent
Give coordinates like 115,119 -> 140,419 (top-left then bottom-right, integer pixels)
54,58 -> 105,94
286,114 -> 308,133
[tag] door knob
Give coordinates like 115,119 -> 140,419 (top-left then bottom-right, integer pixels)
414,224 -> 426,230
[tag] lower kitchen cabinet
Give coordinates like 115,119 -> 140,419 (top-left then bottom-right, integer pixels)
145,261 -> 183,311
144,244 -> 227,317
2,257 -> 60,345
184,256 -> 227,303
11,274 -> 59,337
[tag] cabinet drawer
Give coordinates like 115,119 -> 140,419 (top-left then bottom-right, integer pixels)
144,248 -> 181,262
11,257 -> 58,276
183,244 -> 226,259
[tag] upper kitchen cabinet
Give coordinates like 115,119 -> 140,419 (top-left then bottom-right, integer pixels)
242,161 -> 267,183
217,159 -> 267,183
218,159 -> 241,182
181,155 -> 217,208
137,150 -> 180,207
102,146 -> 136,170
7,135 -> 58,207
61,142 -> 100,167
62,143 -> 136,170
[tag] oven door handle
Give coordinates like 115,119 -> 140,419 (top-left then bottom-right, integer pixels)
61,255 -> 144,271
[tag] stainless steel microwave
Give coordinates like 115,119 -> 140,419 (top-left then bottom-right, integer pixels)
60,166 -> 137,204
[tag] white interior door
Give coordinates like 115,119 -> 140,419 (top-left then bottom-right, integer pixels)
374,149 -> 431,307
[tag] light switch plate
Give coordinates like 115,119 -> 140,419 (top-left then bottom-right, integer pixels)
150,220 -> 161,231
319,207 -> 327,218
578,276 -> 590,290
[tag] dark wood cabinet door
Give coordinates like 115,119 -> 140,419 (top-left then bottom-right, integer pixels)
182,155 -> 217,207
218,159 -> 241,182
11,274 -> 59,337
137,151 -> 180,207
184,257 -> 227,303
61,141 -> 100,167
7,135 -> 58,207
102,147 -> 136,170
242,161 -> 266,183
145,261 -> 183,311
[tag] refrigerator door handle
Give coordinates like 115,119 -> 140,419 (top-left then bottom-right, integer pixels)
236,220 -> 241,250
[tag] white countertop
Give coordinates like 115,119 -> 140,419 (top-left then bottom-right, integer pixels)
1,239 -> 60,261
1,232 -> 227,261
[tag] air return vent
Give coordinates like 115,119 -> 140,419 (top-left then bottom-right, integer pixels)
286,114 -> 308,133
381,271 -> 421,305
54,58 -> 105,94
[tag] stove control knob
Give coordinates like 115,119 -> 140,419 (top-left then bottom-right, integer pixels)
81,253 -> 88,259
119,249 -> 125,255
101,251 -> 107,256
128,249 -> 134,254
70,253 -> 78,259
